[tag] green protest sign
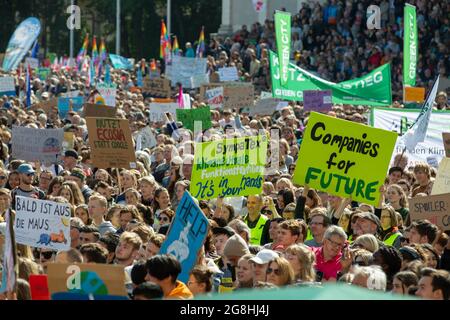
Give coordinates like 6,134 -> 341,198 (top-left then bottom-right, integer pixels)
275,11 -> 291,87
270,51 -> 392,106
293,112 -> 397,206
176,107 -> 212,132
404,4 -> 417,87
191,136 -> 268,200
37,68 -> 51,81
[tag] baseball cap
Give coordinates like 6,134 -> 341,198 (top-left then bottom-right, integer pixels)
65,149 -> 79,160
399,247 -> 421,261
249,249 -> 279,265
70,168 -> 86,181
356,212 -> 381,228
212,226 -> 235,238
17,164 -> 35,175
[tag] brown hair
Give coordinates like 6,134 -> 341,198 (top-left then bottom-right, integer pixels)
119,231 -> 143,251
268,256 -> 295,286
190,265 -> 214,293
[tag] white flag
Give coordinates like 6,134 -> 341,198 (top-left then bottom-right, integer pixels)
400,76 -> 440,152
252,0 -> 266,13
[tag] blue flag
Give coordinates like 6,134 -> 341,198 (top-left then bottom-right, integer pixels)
90,59 -> 95,86
26,65 -> 32,108
105,64 -> 111,84
31,40 -> 39,58
137,68 -> 143,87
109,54 -> 133,70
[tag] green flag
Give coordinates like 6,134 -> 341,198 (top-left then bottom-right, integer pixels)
403,4 -> 417,87
275,11 -> 292,87
270,51 -> 392,106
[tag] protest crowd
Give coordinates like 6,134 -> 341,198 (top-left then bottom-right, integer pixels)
0,0 -> 450,301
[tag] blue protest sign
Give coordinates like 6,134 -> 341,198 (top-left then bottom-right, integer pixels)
2,17 -> 41,72
109,54 -> 133,70
58,97 -> 84,118
159,192 -> 209,283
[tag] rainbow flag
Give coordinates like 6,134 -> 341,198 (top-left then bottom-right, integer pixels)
173,36 -> 180,56
196,26 -> 205,58
160,20 -> 171,60
76,34 -> 89,64
92,36 -> 99,66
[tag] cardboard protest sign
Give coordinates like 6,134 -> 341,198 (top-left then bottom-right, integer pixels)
404,87 -> 425,102
148,103 -> 178,122
293,112 -> 397,206
431,158 -> 450,195
57,97 -> 84,118
409,193 -> 450,231
135,126 -> 157,151
218,67 -> 239,82
83,103 -> 117,118
191,135 -> 267,200
160,192 -> 209,283
176,107 -> 212,132
250,98 -> 282,116
200,83 -> 254,110
443,133 -> 450,158
205,87 -> 224,110
142,78 -> 171,98
96,83 -> 117,107
0,77 -> 16,96
47,263 -> 127,298
30,98 -> 58,115
86,117 -> 136,169
165,56 -> 207,88
14,196 -> 71,251
12,127 -> 64,163
303,90 -> 332,112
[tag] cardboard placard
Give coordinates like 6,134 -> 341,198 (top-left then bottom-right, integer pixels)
409,193 -> 450,231
293,112 -> 397,206
142,78 -> 171,98
160,192 -> 209,283
30,98 -> 58,115
404,87 -> 426,102
83,103 -> 117,118
443,132 -> 450,158
191,135 -> 268,200
200,83 -> 254,110
47,263 -> 127,298
86,117 -> 136,169
431,158 -> 450,195
12,127 -> 64,163
14,196 -> 71,251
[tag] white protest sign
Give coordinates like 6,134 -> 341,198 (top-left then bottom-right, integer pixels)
14,196 -> 71,251
432,158 -> 450,196
25,57 -> 39,69
205,87 -> 224,109
135,126 -> 157,151
96,83 -> 117,107
61,90 -> 80,98
218,67 -> 239,82
166,56 -> 207,88
12,127 -> 64,163
148,103 -> 178,122
190,74 -> 209,88
250,98 -> 282,116
0,77 -> 16,96
260,91 -> 273,100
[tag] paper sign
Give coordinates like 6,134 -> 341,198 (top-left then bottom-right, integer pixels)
176,107 -> 212,132
404,87 -> 425,102
160,192 -> 209,283
218,67 -> 239,82
431,158 -> 450,195
96,83 -> 117,107
443,133 -> 450,158
250,98 -> 282,116
142,78 -> 171,98
205,87 -> 224,110
148,103 -> 178,122
29,275 -> 50,300
12,127 -> 64,163
63,132 -> 74,151
260,91 -> 273,100
165,56 -> 207,88
86,117 -> 136,169
61,90 -> 80,98
409,193 -> 450,231
83,103 -> 117,118
47,263 -> 127,297
293,112 -> 397,206
303,90 -> 333,112
58,97 -> 84,118
190,74 -> 209,88
200,83 -> 254,110
191,135 -> 268,200
0,77 -> 16,96
25,57 -> 39,69
14,196 -> 71,251
135,126 -> 157,151
36,68 -> 51,81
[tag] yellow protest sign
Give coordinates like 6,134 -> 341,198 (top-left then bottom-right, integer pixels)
293,112 -> 397,206
431,158 -> 450,195
191,136 -> 267,200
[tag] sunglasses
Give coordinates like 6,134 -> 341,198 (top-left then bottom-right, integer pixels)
266,268 -> 281,276
40,251 -> 55,260
26,173 -> 35,177
0,176 -> 6,179
158,216 -> 169,223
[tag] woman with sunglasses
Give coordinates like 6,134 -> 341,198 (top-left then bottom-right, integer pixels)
157,208 -> 174,235
266,256 -> 295,287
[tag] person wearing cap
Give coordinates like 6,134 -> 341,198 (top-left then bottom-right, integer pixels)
11,163 -> 45,209
219,234 -> 250,293
68,168 -> 93,203
63,149 -> 80,172
243,195 -> 269,246
353,211 -> 383,244
249,249 -> 279,285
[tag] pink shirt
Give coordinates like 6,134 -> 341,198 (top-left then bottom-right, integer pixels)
312,247 -> 342,281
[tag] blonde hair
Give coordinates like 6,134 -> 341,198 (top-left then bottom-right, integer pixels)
119,231 -> 143,251
285,244 -> 316,282
268,256 -> 295,286
353,234 -> 379,253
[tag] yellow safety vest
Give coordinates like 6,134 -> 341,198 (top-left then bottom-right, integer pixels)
305,228 -> 313,241
248,214 -> 268,245
384,232 -> 401,247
